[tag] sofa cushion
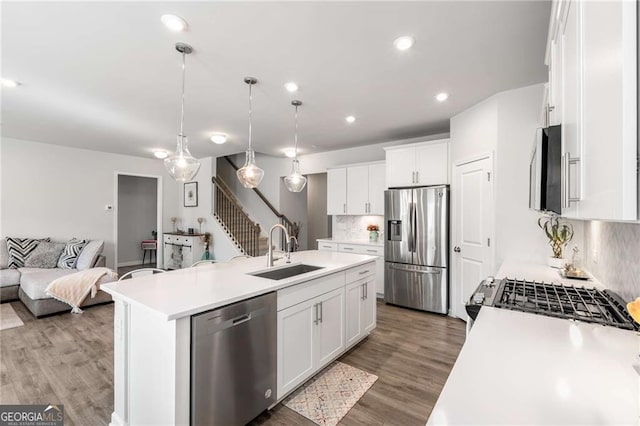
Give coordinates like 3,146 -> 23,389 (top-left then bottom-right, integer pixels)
18,268 -> 78,300
19,268 -> 115,301
0,268 -> 21,288
76,240 -> 104,271
57,239 -> 88,269
6,237 -> 49,268
0,238 -> 8,269
24,241 -> 66,268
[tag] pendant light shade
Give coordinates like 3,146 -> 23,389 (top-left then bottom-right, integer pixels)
237,77 -> 264,188
164,43 -> 201,182
284,100 -> 307,192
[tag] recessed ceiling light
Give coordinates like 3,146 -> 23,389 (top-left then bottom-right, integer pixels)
153,150 -> 169,159
284,148 -> 296,158
393,36 -> 415,51
1,78 -> 20,88
435,92 -> 449,102
345,115 -> 356,124
284,82 -> 298,93
210,133 -> 228,144
161,14 -> 188,32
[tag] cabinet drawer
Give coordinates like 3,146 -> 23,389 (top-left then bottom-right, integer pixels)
277,272 -> 345,311
317,242 -> 338,251
338,244 -> 383,257
345,262 -> 375,283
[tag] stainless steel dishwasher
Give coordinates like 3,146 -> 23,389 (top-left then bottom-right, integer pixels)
191,292 -> 276,425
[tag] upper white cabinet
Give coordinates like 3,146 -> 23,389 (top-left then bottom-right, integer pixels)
328,162 -> 385,216
384,139 -> 449,188
327,167 -> 347,215
546,0 -> 637,220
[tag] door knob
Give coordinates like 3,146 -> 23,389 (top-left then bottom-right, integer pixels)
454,246 -> 461,253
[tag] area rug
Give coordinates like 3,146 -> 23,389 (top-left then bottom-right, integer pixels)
284,361 -> 378,426
0,303 -> 24,331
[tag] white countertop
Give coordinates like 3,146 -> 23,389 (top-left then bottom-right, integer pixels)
427,306 -> 639,425
316,238 -> 384,247
102,250 -> 376,320
496,260 -> 605,290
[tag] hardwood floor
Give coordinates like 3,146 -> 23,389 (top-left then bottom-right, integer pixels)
0,300 -> 466,426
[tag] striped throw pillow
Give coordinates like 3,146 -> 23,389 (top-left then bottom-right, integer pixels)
6,237 -> 50,268
57,239 -> 88,269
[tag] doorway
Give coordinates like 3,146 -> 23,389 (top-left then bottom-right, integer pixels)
114,173 -> 163,275
451,155 -> 494,320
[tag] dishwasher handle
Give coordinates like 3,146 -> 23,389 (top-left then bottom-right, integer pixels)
232,313 -> 252,326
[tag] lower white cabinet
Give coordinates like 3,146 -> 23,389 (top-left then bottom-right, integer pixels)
277,284 -> 346,399
345,278 -> 376,348
276,263 -> 375,400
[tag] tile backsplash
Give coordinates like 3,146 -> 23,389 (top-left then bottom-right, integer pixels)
332,215 -> 384,241
583,221 -> 640,303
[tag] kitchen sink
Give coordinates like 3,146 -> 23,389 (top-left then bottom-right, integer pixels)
249,264 -> 324,280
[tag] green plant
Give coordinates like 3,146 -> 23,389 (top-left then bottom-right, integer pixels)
538,215 -> 574,259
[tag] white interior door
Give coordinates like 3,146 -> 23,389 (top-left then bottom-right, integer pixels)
452,156 -> 494,320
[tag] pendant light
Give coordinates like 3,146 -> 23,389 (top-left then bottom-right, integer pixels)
164,42 -> 201,182
236,77 -> 264,188
284,100 -> 307,192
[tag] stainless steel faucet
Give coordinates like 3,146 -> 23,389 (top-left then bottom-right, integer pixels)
285,236 -> 298,263
267,224 -> 290,267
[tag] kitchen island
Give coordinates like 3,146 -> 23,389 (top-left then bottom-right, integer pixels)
426,306 -> 639,425
102,250 -> 377,426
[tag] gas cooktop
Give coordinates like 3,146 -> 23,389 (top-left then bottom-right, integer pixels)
467,278 -> 639,331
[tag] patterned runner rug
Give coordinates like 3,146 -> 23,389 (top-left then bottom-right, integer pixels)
283,361 -> 378,426
0,303 -> 24,331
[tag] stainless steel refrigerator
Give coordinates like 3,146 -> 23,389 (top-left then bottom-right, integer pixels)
384,186 -> 448,313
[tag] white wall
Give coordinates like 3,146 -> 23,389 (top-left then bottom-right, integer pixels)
117,175 -> 158,266
450,83 -> 583,271
0,137 -> 180,269
177,157 -> 240,261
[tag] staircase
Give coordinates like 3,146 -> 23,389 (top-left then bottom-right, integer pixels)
212,157 -> 299,257
212,175 -> 269,256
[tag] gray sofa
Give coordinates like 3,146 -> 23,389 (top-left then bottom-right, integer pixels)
0,239 -> 114,317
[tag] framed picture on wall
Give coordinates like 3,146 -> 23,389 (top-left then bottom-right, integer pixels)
184,182 -> 198,207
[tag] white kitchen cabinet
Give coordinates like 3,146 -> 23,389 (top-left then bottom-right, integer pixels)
277,297 -> 317,398
345,277 -> 376,349
276,271 -> 351,399
385,139 -> 449,188
327,167 -> 347,215
346,165 -> 369,215
315,288 -> 345,366
329,162 -> 385,216
545,0 -> 637,220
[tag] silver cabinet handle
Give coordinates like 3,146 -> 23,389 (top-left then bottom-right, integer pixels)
562,153 -> 581,209
412,171 -> 415,184
366,250 -> 378,254
314,303 -> 319,325
415,171 -> 419,183
361,283 -> 365,300
364,282 -> 368,300
389,265 -> 442,274
343,247 -> 354,251
359,269 -> 370,275
343,203 -> 346,213
319,301 -> 323,323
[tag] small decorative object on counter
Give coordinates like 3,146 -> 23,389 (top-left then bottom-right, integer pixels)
538,214 -> 573,269
171,217 -> 178,233
561,245 -> 589,279
197,217 -> 204,233
367,224 -> 380,243
201,232 -> 213,260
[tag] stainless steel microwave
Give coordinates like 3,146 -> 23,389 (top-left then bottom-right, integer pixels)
529,125 -> 562,214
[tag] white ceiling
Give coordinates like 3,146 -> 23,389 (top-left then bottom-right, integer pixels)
1,1 -> 551,159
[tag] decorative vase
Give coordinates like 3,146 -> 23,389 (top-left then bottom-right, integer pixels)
369,231 -> 379,243
548,257 -> 566,269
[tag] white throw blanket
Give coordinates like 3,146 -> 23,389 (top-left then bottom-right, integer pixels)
45,267 -> 118,314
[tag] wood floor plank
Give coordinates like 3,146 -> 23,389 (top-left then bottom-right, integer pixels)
1,299 -> 466,426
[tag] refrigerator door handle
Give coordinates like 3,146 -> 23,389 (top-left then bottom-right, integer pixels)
408,202 -> 415,252
388,265 -> 442,274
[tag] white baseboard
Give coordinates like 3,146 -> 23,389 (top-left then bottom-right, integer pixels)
117,260 -> 147,267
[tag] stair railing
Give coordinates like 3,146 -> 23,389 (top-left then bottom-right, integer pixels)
211,175 -> 261,257
223,156 -> 298,250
